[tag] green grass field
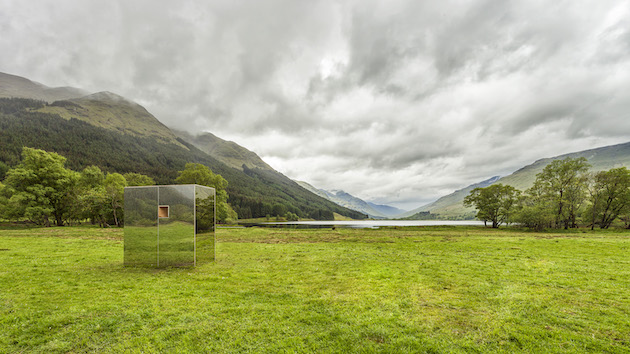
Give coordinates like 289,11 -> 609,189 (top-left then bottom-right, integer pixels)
1,225 -> 629,352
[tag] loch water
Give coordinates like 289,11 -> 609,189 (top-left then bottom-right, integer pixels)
243,220 -> 486,229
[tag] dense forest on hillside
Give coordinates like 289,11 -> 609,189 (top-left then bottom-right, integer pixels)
0,98 -> 366,220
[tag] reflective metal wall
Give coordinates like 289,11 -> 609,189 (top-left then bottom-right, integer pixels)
158,185 -> 195,267
195,185 -> 216,263
124,184 -> 216,267
124,186 -> 158,267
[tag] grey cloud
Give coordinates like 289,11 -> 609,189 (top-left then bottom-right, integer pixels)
2,0 -> 630,207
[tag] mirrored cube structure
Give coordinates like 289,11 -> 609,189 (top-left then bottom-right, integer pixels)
124,184 -> 216,267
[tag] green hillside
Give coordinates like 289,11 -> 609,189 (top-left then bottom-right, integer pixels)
498,142 -> 630,190
0,97 -> 366,220
173,129 -> 274,172
401,176 -> 500,220
38,92 -> 185,148
412,142 -> 630,219
1,72 -> 183,147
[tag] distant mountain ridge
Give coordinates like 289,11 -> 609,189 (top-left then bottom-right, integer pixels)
296,181 -> 406,218
0,72 -> 88,102
367,202 -> 407,217
411,142 -> 630,219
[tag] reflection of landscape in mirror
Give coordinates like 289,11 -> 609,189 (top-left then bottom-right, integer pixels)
124,185 -> 216,267
195,185 -> 216,263
158,185 -> 195,267
124,187 -> 158,267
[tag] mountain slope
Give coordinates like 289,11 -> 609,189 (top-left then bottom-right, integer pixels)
0,72 -> 87,102
400,176 -> 500,219
296,181 -> 386,218
0,72 -> 368,220
0,72 -> 183,147
496,142 -> 630,191
37,92 -> 185,147
0,97 -> 367,220
366,202 -> 407,217
173,129 -> 273,171
296,181 -> 406,218
413,142 -> 630,219
321,190 -> 387,219
295,181 -> 333,200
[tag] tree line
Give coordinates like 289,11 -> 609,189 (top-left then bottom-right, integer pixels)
464,157 -> 630,230
0,147 -> 235,226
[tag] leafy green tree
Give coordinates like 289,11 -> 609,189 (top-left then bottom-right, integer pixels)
0,180 -> 23,222
514,189 -> 555,231
619,211 -> 630,229
529,157 -> 590,229
123,172 -> 155,186
70,166 -> 108,226
175,163 -> 227,189
0,161 -> 9,180
219,203 -> 238,224
104,173 -> 127,227
78,187 -> 109,227
309,209 -> 334,221
3,147 -> 78,226
0,182 -> 7,220
463,184 -> 521,228
285,212 -> 299,221
272,203 -> 287,217
586,171 -> 605,230
586,167 -> 630,229
79,166 -> 105,189
175,163 -> 236,223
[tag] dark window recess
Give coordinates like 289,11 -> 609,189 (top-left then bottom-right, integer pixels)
158,205 -> 169,218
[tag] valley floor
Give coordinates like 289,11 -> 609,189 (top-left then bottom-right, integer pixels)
1,225 -> 629,352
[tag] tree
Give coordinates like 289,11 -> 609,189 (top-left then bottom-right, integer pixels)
175,163 -> 227,190
0,161 -> 9,180
104,173 -> 127,227
77,186 -> 108,227
586,167 -> 630,229
123,172 -> 155,186
272,203 -> 287,217
79,165 -> 105,189
175,163 -> 236,223
3,147 -> 78,226
72,166 -> 108,226
514,190 -> 555,231
285,212 -> 299,221
529,157 -> 590,229
463,184 -> 521,228
0,182 -> 7,220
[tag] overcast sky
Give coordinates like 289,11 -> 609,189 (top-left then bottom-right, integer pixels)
2,0 -> 630,209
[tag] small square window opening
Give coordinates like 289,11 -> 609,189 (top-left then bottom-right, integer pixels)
158,205 -> 169,218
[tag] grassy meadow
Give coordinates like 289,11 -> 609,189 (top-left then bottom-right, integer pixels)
1,225 -> 629,352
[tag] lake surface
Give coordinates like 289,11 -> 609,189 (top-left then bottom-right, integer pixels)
253,220 -> 486,229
